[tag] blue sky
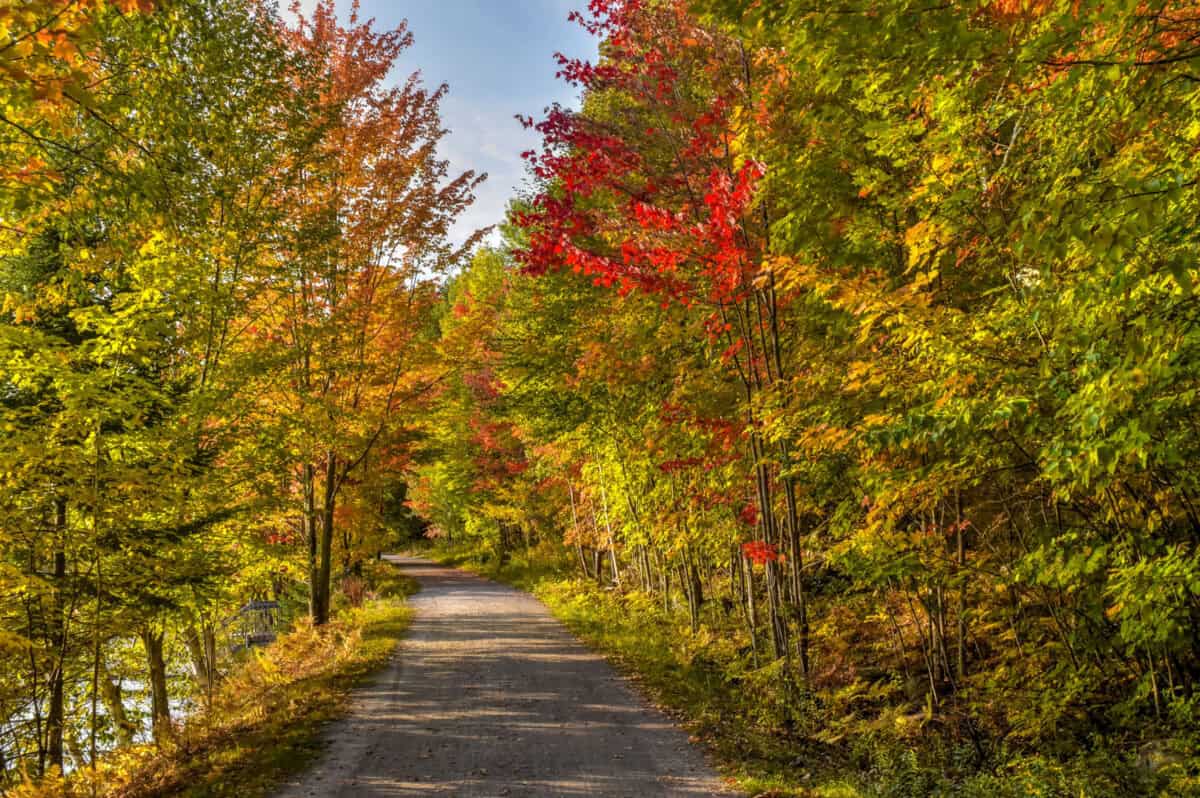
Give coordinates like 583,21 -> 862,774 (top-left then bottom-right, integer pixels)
290,0 -> 597,245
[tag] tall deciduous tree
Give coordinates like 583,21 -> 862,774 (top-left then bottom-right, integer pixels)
258,0 -> 482,625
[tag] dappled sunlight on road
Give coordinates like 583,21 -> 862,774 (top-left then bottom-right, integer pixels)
272,557 -> 730,798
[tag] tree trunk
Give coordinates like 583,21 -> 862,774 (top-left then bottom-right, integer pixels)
575,543 -> 591,579
46,498 -> 67,772
567,483 -> 591,578
46,552 -> 65,768
598,479 -> 620,586
782,479 -> 810,678
303,462 -> 319,619
660,552 -> 672,612
680,562 -> 699,633
766,559 -> 787,660
496,521 -> 512,565
182,620 -> 215,697
99,663 -> 134,748
740,551 -> 760,666
684,550 -> 704,633
315,451 -> 337,626
956,491 -> 968,680
749,431 -> 786,659
141,629 -> 171,743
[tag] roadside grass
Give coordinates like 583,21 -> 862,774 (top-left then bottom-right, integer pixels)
13,568 -> 418,798
531,577 -> 828,797
419,541 -> 1184,798
419,540 -> 813,795
425,542 -> 564,593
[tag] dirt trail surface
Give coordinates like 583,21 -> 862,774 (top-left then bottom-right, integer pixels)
273,555 -> 733,797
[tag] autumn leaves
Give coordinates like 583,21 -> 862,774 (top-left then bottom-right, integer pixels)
418,0 -> 1200,790
0,0 -> 476,780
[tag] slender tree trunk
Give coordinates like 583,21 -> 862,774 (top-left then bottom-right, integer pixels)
640,545 -> 653,593
585,504 -> 607,584
680,559 -> 701,633
765,559 -> 787,659
315,451 -> 337,626
204,624 -> 216,697
46,498 -> 67,772
303,462 -> 319,619
496,521 -> 511,565
956,491 -> 968,680
141,629 -> 171,743
598,478 -> 620,585
99,663 -> 134,748
183,621 -> 214,696
88,532 -> 102,768
567,482 -> 592,578
27,628 -> 44,776
782,479 -> 810,678
660,551 -> 672,612
748,431 -> 787,659
740,551 -> 761,666
685,549 -> 704,633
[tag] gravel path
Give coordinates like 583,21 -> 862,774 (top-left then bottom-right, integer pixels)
273,555 -> 733,797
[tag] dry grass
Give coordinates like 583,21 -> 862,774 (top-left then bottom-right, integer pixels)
11,586 -> 415,798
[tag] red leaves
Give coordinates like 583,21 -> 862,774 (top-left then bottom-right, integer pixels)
946,519 -> 972,537
514,0 -> 767,315
463,368 -> 502,402
554,51 -> 622,88
741,540 -> 778,564
466,412 -> 529,490
651,402 -> 742,477
114,0 -> 156,13
720,336 -> 745,364
658,457 -> 705,473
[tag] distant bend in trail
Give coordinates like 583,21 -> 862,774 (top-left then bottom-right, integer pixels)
273,556 -> 732,797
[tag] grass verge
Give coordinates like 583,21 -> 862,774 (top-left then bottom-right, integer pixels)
420,542 -> 1190,798
14,569 -> 418,798
420,542 -> 792,795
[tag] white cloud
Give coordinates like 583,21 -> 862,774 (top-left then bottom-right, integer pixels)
272,0 -> 594,251
436,104 -> 541,248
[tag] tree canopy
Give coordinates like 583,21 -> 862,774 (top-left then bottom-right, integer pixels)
3,0 -> 1200,794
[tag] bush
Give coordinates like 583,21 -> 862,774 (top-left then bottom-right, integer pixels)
9,598 -> 413,798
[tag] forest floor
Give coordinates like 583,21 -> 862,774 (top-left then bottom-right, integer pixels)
271,555 -> 733,797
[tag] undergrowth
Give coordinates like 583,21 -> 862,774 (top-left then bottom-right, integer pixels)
422,540 -> 1197,798
13,566 -> 418,798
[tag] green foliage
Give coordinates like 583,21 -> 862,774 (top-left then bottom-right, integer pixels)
412,0 -> 1200,793
431,541 -> 1191,797
0,0 -> 470,785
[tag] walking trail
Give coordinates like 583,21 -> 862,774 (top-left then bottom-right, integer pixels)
273,555 -> 733,797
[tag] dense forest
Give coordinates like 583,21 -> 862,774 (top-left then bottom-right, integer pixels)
3,0 -> 1200,795
418,0 -> 1200,794
0,0 -> 476,787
